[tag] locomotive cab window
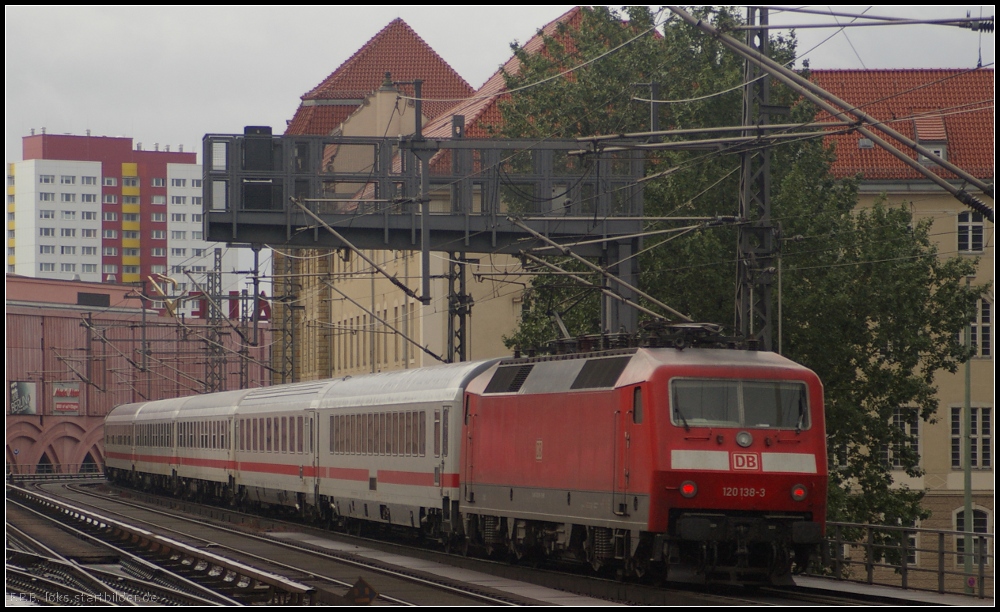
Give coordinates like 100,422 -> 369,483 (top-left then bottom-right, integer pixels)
670,379 -> 809,430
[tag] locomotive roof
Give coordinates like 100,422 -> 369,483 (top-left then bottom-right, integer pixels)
467,347 -> 818,396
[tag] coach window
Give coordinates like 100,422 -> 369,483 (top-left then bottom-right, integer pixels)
281,417 -> 288,453
289,417 -> 296,453
220,422 -> 226,449
267,418 -> 273,452
297,416 -> 304,453
633,387 -> 643,424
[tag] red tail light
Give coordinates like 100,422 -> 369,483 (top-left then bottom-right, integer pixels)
791,484 -> 808,501
680,481 -> 697,498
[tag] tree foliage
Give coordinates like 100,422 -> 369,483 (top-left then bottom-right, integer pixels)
497,6 -> 981,526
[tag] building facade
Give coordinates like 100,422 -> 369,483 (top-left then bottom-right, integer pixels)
7,133 -> 239,316
812,68 -> 994,587
6,274 -> 272,474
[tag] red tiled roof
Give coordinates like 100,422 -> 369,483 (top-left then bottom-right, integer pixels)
286,18 -> 474,135
422,7 -> 583,142
809,69 -> 994,181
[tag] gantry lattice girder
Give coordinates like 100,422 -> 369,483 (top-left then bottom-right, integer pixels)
203,133 -> 644,259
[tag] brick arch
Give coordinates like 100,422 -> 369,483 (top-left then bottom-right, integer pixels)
5,416 -> 105,474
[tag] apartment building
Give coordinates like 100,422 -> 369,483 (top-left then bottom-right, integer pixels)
7,133 -> 238,315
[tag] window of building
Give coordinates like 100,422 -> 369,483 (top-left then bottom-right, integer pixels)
171,213 -> 187,222
103,247 -> 118,256
152,178 -> 165,187
191,196 -> 203,206
39,228 -> 56,237
60,228 -> 76,237
171,196 -> 187,205
171,248 -> 187,257
123,213 -> 139,222
103,229 -> 117,239
192,231 -> 203,240
82,264 -> 97,273
61,175 -> 76,185
952,406 -> 992,469
193,248 -> 205,257
39,262 -> 55,272
82,229 -> 97,238
60,263 -> 76,272
102,264 -> 118,274
172,231 -> 187,240
103,195 -> 117,204
191,213 -> 203,222
151,213 -> 166,222
61,211 -> 76,220
123,230 -> 139,239
958,212 -> 985,252
955,509 -> 991,566
82,246 -> 97,256
39,245 -> 55,254
172,265 -> 184,274
123,265 -> 139,274
39,175 -> 54,184
103,177 -> 117,186
61,246 -> 76,255
151,264 -> 166,274
82,176 -> 97,185
152,247 -> 166,257
171,178 -> 186,187
81,193 -> 97,203
881,416 -> 916,469
152,230 -> 166,239
190,265 -> 206,273
39,192 -> 55,201
122,196 -> 139,205
191,179 -> 203,188
61,193 -> 76,203
122,177 -> 138,187
39,210 -> 55,219
123,248 -> 140,257
103,212 -> 118,221
82,211 -> 97,220
152,195 -> 166,205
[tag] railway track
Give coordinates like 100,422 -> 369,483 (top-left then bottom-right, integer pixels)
10,481 -> 545,606
25,480 -> 919,606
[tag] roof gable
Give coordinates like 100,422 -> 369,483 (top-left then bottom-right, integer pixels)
286,18 -> 474,135
810,69 -> 994,182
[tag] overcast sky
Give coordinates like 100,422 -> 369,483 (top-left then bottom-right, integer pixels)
5,6 -> 994,164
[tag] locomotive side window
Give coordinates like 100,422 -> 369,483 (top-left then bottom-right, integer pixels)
633,387 -> 643,424
670,379 -> 809,430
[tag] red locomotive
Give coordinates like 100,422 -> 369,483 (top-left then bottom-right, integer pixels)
106,345 -> 826,584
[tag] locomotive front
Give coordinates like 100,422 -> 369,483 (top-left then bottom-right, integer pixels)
644,349 -> 828,584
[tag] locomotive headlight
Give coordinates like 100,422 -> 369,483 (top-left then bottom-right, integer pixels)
791,484 -> 808,501
736,431 -> 753,448
680,481 -> 698,498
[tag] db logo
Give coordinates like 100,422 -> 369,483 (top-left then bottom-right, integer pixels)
732,452 -> 760,471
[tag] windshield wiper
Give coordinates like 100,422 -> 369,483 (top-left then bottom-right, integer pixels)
675,404 -> 691,432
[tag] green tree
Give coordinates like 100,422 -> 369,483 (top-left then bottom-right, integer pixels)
498,6 -> 981,526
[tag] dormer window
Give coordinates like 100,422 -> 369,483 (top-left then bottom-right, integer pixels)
914,112 -> 947,165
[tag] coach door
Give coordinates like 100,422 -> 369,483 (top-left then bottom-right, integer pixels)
463,396 -> 476,502
307,411 -> 320,500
